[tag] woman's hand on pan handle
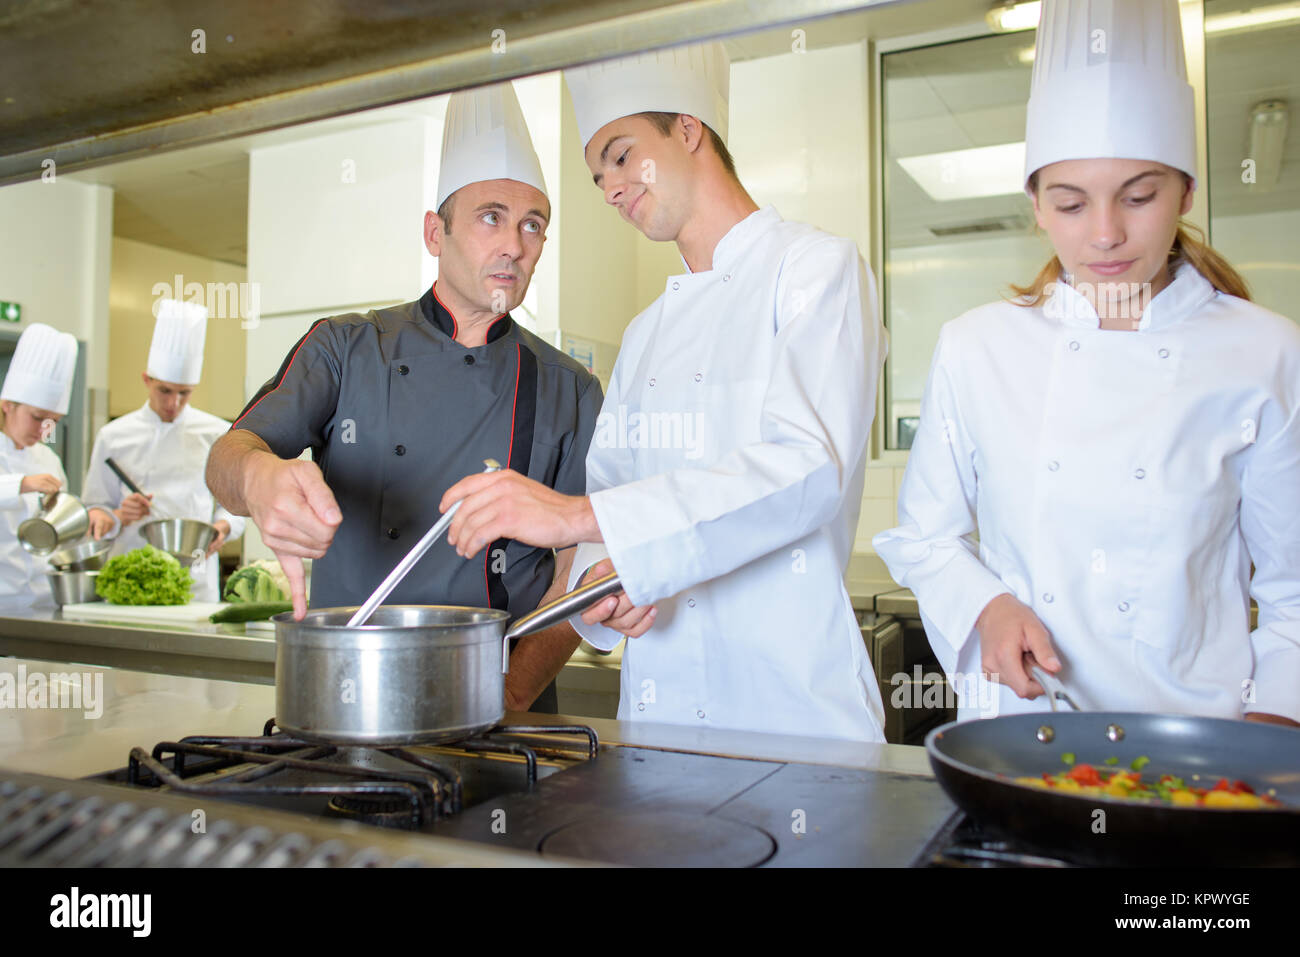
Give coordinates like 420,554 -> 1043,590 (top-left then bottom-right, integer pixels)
976,593 -> 1062,699
1244,712 -> 1300,729
576,558 -> 656,638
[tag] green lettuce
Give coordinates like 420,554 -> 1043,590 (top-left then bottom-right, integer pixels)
95,545 -> 193,605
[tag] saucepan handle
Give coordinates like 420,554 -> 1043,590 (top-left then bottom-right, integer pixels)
1028,661 -> 1081,713
502,572 -> 623,672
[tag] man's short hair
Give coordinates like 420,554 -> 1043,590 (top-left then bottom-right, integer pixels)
437,193 -> 455,234
636,111 -> 737,177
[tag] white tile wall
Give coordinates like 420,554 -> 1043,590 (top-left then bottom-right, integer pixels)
853,465 -> 907,560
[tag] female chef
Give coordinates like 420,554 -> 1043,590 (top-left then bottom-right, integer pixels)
873,0 -> 1300,727
0,323 -> 80,600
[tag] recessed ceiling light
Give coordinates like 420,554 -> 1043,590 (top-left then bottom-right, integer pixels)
897,142 -> 1027,201
1206,3 -> 1300,34
986,1 -> 1041,33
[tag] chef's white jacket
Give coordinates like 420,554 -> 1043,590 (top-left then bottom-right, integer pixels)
874,263 -> 1300,723
83,404 -> 245,601
0,433 -> 67,601
568,206 -> 888,742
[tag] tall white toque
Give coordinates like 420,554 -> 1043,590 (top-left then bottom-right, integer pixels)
436,81 -> 548,209
565,42 -> 731,151
1024,0 -> 1196,188
148,298 -> 208,385
0,323 -> 78,415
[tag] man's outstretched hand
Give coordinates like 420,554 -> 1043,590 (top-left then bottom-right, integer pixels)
244,454 -> 342,619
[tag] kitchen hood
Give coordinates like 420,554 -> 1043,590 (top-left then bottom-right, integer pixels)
0,0 -> 898,187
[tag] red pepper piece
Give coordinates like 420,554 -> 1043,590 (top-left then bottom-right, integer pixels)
1067,764 -> 1102,786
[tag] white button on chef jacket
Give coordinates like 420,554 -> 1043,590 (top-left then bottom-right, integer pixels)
0,434 -> 68,601
83,403 -> 245,602
569,206 -> 888,742
874,264 -> 1300,723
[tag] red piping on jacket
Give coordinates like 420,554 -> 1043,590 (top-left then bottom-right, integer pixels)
430,281 -> 508,342
232,318 -> 328,429
485,342 -> 523,605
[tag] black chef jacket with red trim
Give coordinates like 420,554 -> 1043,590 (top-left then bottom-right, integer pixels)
232,285 -> 603,710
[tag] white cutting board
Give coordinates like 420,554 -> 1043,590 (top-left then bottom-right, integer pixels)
59,601 -> 228,624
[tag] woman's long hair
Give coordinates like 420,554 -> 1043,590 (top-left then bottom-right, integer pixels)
1008,171 -> 1252,306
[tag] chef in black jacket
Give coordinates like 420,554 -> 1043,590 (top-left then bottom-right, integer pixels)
207,82 -> 602,712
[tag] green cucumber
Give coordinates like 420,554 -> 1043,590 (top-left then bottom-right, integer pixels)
210,601 -> 293,623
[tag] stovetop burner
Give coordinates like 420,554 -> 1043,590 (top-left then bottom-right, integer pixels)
540,811 -> 777,867
107,718 -> 599,832
914,810 -> 1076,867
327,793 -> 423,828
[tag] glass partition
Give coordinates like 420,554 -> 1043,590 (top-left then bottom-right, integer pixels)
1205,0 -> 1300,319
881,30 -> 1041,450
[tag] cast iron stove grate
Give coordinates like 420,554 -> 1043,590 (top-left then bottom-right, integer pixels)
124,718 -> 598,830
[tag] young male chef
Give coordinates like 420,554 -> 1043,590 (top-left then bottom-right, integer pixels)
442,44 -> 889,741
0,323 -> 79,600
83,300 -> 245,601
206,82 -> 602,712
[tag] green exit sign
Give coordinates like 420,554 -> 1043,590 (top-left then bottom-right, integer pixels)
0,301 -> 20,323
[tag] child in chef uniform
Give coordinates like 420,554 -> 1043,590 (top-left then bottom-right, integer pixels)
874,0 -> 1300,727
0,323 -> 79,601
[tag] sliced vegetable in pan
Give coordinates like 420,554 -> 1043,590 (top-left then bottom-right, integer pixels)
1014,762 -> 1284,809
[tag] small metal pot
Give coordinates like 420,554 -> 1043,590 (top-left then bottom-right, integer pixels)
272,573 -> 624,745
139,518 -> 217,563
18,492 -> 89,555
46,537 -> 114,572
46,570 -> 102,607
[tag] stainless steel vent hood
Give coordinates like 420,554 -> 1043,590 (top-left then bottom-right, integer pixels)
0,0 -> 897,186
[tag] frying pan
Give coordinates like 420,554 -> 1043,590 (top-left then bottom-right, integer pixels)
925,667 -> 1300,865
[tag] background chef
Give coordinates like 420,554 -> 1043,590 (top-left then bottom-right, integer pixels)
206,82 -> 602,713
84,300 -> 245,601
442,44 -> 890,742
0,323 -> 79,601
874,0 -> 1300,726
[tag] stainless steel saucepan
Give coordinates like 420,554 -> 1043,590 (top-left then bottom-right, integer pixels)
271,572 -> 624,745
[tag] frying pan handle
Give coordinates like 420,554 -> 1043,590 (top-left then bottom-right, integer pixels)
1029,662 -> 1081,712
501,572 -> 624,672
105,457 -> 146,496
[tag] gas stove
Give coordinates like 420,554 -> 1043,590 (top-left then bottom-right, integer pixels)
72,717 -> 961,866
913,810 -> 1080,867
104,719 -> 598,831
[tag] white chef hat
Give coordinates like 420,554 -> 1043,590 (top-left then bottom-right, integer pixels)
565,42 -> 730,151
148,298 -> 208,384
0,323 -> 78,416
1024,0 -> 1196,188
436,82 -> 548,210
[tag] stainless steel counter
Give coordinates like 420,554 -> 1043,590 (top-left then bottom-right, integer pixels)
0,655 -> 931,781
0,601 -> 622,717
0,599 -> 277,684
874,588 -> 920,618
